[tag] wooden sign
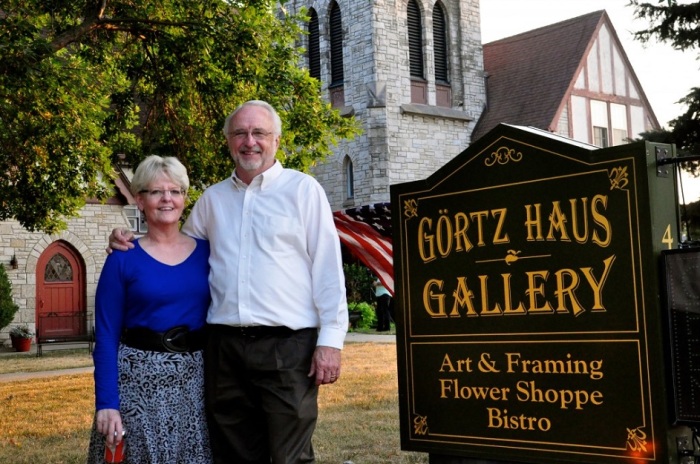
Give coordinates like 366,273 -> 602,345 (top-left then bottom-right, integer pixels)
390,125 -> 678,463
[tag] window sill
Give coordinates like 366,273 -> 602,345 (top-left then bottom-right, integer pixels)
338,106 -> 355,117
400,104 -> 472,122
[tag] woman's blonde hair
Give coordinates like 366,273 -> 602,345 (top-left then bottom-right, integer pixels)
130,155 -> 189,196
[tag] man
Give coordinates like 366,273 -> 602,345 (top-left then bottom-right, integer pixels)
110,100 -> 348,463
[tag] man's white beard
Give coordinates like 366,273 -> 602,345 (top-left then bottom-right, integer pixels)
235,151 -> 264,172
237,157 -> 263,171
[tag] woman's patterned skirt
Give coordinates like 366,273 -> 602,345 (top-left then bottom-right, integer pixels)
86,344 -> 212,463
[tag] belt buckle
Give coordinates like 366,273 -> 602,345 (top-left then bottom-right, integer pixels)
239,326 -> 256,338
163,326 -> 189,353
238,325 -> 260,338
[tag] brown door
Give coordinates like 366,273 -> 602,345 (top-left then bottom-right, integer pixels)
36,241 -> 86,339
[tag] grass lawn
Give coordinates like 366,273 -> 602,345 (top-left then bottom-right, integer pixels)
0,342 -> 428,464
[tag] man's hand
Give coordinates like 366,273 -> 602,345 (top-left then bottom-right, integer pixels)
308,346 -> 341,386
106,228 -> 136,254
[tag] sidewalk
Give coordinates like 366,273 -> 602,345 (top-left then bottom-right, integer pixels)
0,366 -> 95,383
345,331 -> 396,344
0,331 -> 395,383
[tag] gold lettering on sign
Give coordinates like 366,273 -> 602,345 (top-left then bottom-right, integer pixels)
626,426 -> 647,452
609,166 -> 629,190
487,408 -> 552,431
439,353 -> 474,373
404,199 -> 418,219
415,195 -> 612,264
417,208 -> 512,263
413,415 -> 429,435
421,255 -> 615,318
485,146 -> 523,166
524,196 -> 611,246
476,250 -> 551,265
504,353 -> 604,380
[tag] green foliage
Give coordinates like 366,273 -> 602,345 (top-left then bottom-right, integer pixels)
0,0 -> 361,233
9,324 -> 33,339
670,87 -> 700,157
0,265 -> 19,331
343,263 -> 375,304
348,301 -> 376,330
631,1 -> 700,52
631,1 -> 699,169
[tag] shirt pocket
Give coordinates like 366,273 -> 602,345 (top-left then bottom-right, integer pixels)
259,215 -> 304,253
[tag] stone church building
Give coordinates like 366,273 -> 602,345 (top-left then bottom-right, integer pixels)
286,2 -> 659,212
1,1 -> 660,347
285,0 -> 487,211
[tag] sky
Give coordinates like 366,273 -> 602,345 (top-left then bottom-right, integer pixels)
479,0 -> 698,130
480,0 -> 700,203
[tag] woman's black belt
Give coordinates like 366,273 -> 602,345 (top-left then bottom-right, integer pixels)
121,326 -> 206,353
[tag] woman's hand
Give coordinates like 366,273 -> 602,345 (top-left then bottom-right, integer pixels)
96,408 -> 125,447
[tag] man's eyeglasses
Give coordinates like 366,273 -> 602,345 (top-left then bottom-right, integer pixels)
229,129 -> 274,141
139,189 -> 185,198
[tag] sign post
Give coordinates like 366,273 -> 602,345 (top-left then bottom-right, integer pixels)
390,125 -> 679,464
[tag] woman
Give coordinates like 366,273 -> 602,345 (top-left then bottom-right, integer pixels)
87,155 -> 212,463
373,278 -> 392,332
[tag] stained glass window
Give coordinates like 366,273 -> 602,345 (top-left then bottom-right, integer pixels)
45,254 -> 73,282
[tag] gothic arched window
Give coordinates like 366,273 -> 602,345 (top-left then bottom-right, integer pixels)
433,3 -> 449,84
329,1 -> 345,107
330,2 -> 344,86
407,0 -> 424,79
407,0 -> 426,104
344,155 -> 354,200
308,8 -> 321,80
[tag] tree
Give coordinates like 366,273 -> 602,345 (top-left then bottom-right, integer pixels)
630,1 -> 700,158
0,265 -> 19,332
0,0 -> 360,233
343,263 -> 375,304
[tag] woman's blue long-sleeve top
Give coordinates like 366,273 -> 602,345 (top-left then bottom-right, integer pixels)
92,238 -> 211,411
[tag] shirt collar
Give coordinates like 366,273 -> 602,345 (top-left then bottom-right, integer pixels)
230,161 -> 282,190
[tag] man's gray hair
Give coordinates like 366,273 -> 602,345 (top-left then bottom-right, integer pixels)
222,100 -> 282,138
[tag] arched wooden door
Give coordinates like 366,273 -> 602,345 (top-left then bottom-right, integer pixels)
36,241 -> 86,340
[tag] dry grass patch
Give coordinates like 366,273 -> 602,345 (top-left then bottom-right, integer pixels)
315,343 -> 427,463
0,374 -> 94,463
0,342 -> 428,464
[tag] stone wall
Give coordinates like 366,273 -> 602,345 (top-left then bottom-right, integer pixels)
286,0 -> 486,210
0,204 -> 130,345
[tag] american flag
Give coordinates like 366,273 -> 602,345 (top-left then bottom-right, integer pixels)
333,202 -> 394,295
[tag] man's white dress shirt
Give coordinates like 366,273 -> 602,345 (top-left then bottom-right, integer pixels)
183,161 -> 348,349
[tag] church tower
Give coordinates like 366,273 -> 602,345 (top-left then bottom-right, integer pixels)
285,0 -> 486,210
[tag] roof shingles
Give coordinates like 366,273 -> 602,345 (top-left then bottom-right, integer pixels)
473,10 -> 606,140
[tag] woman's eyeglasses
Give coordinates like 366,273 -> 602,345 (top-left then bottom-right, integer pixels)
138,189 -> 185,198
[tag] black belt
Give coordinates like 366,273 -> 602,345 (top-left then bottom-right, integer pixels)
209,324 -> 300,339
122,326 -> 206,353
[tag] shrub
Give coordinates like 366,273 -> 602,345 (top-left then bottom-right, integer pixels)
0,265 -> 19,331
343,263 -> 375,303
348,301 -> 376,330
